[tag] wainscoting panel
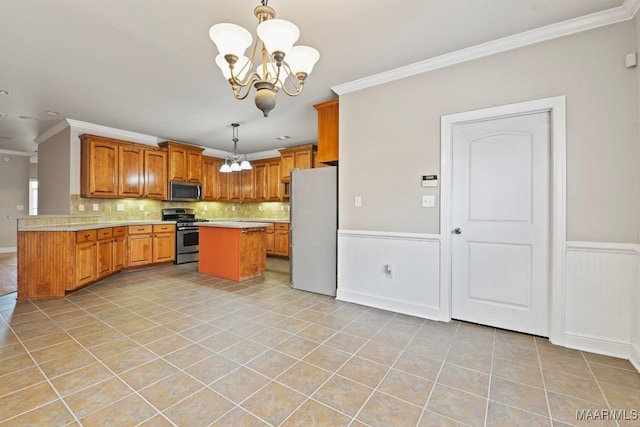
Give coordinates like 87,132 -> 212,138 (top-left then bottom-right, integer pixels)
337,230 -> 444,320
564,242 -> 636,358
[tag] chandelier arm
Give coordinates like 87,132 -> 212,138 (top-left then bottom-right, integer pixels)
278,62 -> 304,96
230,73 -> 262,99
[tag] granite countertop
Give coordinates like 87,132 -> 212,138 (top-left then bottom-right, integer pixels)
198,221 -> 271,229
205,218 -> 289,223
19,220 -> 176,232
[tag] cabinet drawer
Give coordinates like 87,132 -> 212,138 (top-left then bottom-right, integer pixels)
275,223 -> 289,231
128,225 -> 153,235
76,229 -> 97,243
153,224 -> 175,233
97,228 -> 113,240
112,226 -> 126,237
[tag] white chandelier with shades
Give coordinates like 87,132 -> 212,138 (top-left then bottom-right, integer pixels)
208,0 -> 320,117
219,123 -> 251,173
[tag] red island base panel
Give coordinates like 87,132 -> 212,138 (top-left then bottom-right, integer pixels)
198,225 -> 267,281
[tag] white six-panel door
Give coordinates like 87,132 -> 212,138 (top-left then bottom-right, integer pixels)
451,112 -> 550,336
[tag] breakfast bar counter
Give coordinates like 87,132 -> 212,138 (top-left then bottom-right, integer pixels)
198,222 -> 269,281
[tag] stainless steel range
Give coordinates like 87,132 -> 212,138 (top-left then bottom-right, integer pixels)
161,208 -> 208,264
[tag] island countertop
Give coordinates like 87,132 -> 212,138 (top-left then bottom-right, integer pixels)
198,221 -> 271,229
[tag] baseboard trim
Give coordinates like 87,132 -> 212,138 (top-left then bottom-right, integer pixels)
563,332 -> 631,360
0,247 -> 16,254
631,342 -> 640,372
336,289 -> 447,322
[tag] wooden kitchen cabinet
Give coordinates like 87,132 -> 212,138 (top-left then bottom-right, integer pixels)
229,172 -> 242,202
17,223 -> 168,299
253,160 -> 268,202
97,227 -> 114,279
118,145 -> 144,198
314,99 -> 339,165
81,135 -> 119,198
152,224 -> 175,263
112,226 -> 127,272
159,141 -> 204,183
127,224 -> 175,267
267,159 -> 284,201
75,230 -> 98,287
144,149 -> 168,200
253,158 -> 283,202
81,134 -> 168,200
241,168 -> 255,201
202,156 -> 223,200
279,144 -> 316,183
127,225 -> 153,267
265,223 -> 275,254
274,223 -> 290,257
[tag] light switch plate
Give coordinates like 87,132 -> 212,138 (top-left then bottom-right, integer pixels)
355,196 -> 362,207
422,195 -> 435,208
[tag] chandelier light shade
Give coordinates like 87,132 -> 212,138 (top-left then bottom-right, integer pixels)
220,123 -> 251,173
209,0 -> 319,117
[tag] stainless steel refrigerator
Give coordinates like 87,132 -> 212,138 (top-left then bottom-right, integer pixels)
290,166 -> 337,296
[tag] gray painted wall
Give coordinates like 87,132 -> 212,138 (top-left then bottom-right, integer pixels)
339,21 -> 638,243
38,127 -> 71,215
0,154 -> 30,249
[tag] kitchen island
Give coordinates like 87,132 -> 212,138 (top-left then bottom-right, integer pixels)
198,221 -> 270,281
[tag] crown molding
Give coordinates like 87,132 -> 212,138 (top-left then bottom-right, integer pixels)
66,119 -> 160,144
624,0 -> 640,16
333,4 -> 636,95
35,119 -> 162,145
34,119 -> 70,144
0,149 -> 33,157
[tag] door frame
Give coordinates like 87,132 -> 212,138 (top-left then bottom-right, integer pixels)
440,96 -> 566,344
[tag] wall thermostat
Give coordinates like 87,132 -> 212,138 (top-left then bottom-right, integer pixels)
422,175 -> 438,187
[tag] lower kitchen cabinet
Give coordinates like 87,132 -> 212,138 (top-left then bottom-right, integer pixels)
274,223 -> 290,257
127,224 -> 175,267
112,226 -> 127,272
265,223 -> 275,255
75,232 -> 98,287
127,225 -> 153,267
152,224 -> 176,263
17,222 -> 174,299
97,227 -> 114,279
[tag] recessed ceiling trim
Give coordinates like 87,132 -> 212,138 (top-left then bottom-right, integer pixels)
333,3 -> 636,96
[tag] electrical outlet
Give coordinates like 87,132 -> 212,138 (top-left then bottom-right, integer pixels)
78,204 -> 84,212
384,264 -> 393,278
138,204 -> 145,212
116,204 -> 124,211
203,205 -> 208,211
92,204 -> 99,212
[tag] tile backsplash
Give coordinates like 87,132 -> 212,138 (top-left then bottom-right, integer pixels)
70,195 -> 290,221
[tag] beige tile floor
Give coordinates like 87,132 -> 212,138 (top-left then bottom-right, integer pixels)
0,261 -> 638,426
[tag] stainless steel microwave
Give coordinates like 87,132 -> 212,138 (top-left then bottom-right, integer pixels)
169,181 -> 202,201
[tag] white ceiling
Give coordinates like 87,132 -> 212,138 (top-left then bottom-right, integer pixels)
0,0 -> 629,158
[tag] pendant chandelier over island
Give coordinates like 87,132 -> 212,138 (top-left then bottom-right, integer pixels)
208,0 -> 320,117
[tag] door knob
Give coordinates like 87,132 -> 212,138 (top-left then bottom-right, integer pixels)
453,227 -> 462,234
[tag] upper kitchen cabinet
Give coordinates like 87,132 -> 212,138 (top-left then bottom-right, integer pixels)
279,144 -> 316,183
159,141 -> 204,183
143,149 -> 168,200
81,134 -> 119,197
314,99 -> 339,165
80,134 -> 169,200
118,145 -> 144,198
202,156 -> 223,201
